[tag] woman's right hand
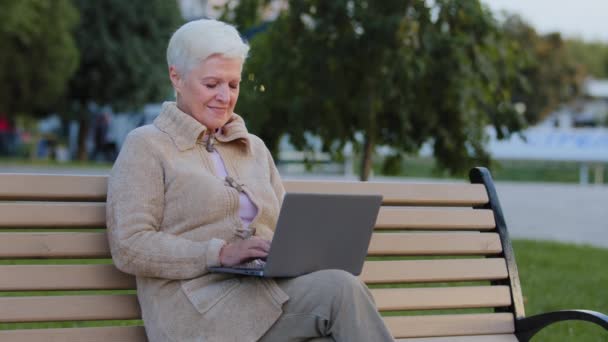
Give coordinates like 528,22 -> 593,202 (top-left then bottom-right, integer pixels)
219,237 -> 271,267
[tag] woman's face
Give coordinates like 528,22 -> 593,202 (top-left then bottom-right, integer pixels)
170,54 -> 242,130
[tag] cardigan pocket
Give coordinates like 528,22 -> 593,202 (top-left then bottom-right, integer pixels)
180,274 -> 241,315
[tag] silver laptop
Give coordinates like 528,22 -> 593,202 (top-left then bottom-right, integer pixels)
209,192 -> 382,277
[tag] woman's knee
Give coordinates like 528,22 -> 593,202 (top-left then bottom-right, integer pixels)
315,269 -> 364,293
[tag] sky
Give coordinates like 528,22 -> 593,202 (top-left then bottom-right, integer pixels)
481,0 -> 608,43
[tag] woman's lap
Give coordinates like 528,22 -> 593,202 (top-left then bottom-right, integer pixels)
257,269 -> 393,342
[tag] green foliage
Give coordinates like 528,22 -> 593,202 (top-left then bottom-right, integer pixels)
218,0 -> 274,30
0,0 -> 79,116
229,0 -> 529,180
565,39 -> 608,78
67,0 -> 183,113
422,1 -> 528,174
502,15 -> 585,124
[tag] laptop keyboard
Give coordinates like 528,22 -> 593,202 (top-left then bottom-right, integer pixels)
233,259 -> 266,269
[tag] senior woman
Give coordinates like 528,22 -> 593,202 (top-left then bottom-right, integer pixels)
107,19 -> 393,342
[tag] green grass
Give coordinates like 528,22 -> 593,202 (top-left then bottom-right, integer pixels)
375,156 -> 608,184
1,240 -> 606,340
512,240 -> 608,341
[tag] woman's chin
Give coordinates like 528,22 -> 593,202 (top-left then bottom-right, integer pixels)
206,117 -> 229,130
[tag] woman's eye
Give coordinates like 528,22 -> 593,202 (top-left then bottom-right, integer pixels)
205,84 -> 217,89
229,83 -> 238,89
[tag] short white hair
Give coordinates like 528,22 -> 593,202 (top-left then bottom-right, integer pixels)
167,19 -> 249,76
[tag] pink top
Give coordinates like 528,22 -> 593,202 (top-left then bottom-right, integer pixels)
209,150 -> 258,228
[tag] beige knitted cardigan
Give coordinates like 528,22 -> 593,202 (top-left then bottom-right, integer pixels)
106,102 -> 288,342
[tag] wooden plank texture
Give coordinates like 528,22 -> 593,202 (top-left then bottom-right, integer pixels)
0,203 -> 105,228
371,286 -> 511,311
0,259 -> 507,291
0,173 -> 522,341
0,286 -> 510,323
376,207 -> 495,230
368,232 -> 502,255
0,327 -> 518,342
0,232 -> 109,258
360,259 -> 508,284
0,295 -> 140,322
0,175 -> 489,206
284,180 -> 489,206
0,265 -> 135,291
0,232 -> 502,258
0,203 -> 494,230
385,313 -> 515,338
0,326 -> 147,342
0,174 -> 108,201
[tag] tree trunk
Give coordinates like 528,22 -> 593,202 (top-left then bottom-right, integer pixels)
359,132 -> 374,181
359,91 -> 377,181
76,117 -> 89,161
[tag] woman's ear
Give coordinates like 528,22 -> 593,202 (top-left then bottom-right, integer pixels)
169,66 -> 182,94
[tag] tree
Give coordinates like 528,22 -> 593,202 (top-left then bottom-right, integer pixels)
502,15 -> 585,124
228,0 -> 528,180
0,0 -> 79,116
68,0 -> 183,160
565,38 -> 608,79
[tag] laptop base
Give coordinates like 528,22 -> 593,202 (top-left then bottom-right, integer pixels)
208,266 -> 265,277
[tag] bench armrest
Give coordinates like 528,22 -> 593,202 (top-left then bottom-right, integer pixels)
515,310 -> 608,341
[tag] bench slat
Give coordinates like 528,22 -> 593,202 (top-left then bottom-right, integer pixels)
0,203 -> 105,228
397,334 -> 518,341
0,295 -> 140,322
0,203 -> 495,230
385,313 -> 515,338
371,286 -> 511,311
0,286 -> 511,323
0,327 -> 518,342
361,258 -> 508,284
0,326 -> 147,342
0,232 -> 109,258
0,259 -> 507,291
284,180 -> 489,206
0,265 -> 136,291
0,174 -> 489,206
0,174 -> 108,201
0,232 -> 502,258
376,208 -> 495,230
369,232 -> 502,255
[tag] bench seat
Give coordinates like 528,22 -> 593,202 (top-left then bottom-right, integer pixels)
0,168 -> 606,341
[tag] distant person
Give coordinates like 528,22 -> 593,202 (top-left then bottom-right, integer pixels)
106,19 -> 393,342
0,114 -> 15,156
92,112 -> 116,161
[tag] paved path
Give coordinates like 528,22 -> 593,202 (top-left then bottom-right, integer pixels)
2,166 -> 606,248
495,182 -> 608,248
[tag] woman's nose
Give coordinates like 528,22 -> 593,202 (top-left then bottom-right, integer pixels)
216,85 -> 229,102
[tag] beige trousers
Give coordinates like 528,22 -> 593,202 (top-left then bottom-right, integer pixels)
258,269 -> 394,342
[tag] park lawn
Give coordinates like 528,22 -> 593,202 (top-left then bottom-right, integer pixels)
375,156 -> 608,184
0,239 -> 606,341
512,239 -> 608,341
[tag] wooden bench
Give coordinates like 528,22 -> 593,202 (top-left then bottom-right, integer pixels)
0,167 -> 606,341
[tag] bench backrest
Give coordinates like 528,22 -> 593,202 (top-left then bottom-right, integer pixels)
0,168 -> 523,341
